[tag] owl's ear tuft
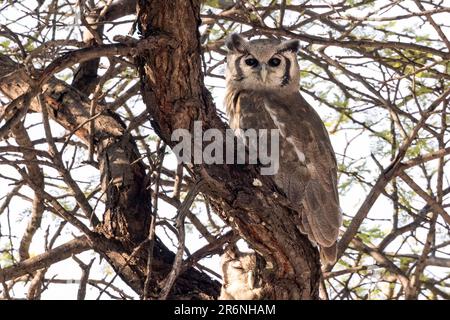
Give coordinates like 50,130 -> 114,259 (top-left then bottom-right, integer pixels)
279,39 -> 300,53
226,33 -> 248,53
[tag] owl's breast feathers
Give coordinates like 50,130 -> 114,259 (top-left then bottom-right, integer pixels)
225,89 -> 342,263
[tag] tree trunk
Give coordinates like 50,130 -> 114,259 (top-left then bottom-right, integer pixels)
0,0 -> 321,299
0,53 -> 220,299
136,0 -> 321,299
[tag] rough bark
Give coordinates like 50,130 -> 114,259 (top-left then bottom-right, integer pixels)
136,0 -> 321,299
0,53 -> 220,299
0,0 -> 321,300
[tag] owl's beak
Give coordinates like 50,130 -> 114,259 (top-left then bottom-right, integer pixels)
259,64 -> 268,83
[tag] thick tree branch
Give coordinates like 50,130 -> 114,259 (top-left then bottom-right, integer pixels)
136,0 -> 321,299
0,53 -> 220,299
0,237 -> 91,282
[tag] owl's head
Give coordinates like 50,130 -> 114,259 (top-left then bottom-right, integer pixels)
225,33 -> 300,92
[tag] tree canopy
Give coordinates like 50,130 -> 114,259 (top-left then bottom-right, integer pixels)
0,0 -> 449,300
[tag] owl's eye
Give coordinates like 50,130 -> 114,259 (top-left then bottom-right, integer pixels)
245,58 -> 259,67
268,58 -> 281,67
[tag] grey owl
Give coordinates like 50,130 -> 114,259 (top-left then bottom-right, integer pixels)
219,245 -> 265,300
224,33 -> 342,264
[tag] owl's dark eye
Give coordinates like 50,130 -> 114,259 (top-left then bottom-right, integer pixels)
268,57 -> 281,67
245,58 -> 258,67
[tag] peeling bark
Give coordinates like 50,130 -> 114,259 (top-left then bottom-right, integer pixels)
0,53 -> 220,299
0,0 -> 321,299
136,0 -> 321,299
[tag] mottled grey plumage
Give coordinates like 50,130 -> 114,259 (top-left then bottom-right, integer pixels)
219,245 -> 265,300
224,34 -> 342,263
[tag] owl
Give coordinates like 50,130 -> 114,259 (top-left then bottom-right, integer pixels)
219,245 -> 265,300
224,33 -> 342,264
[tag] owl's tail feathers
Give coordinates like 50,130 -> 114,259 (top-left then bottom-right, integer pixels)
298,214 -> 339,265
320,243 -> 338,265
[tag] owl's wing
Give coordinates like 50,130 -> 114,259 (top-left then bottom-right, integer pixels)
280,136 -> 341,248
264,94 -> 342,259
226,90 -> 342,263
